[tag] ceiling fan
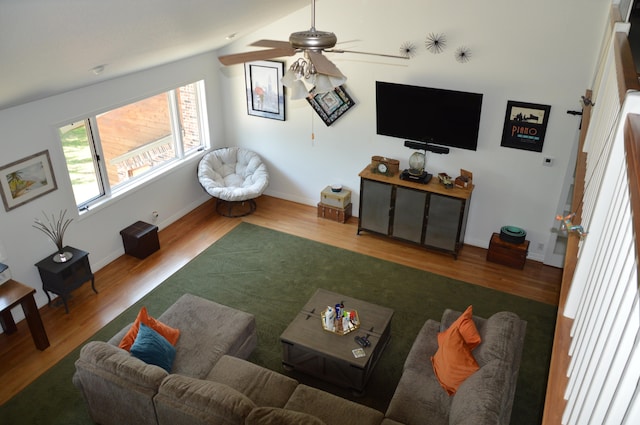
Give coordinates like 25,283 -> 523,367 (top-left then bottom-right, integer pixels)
218,0 -> 409,97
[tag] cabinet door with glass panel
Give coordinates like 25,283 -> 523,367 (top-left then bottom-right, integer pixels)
423,193 -> 466,253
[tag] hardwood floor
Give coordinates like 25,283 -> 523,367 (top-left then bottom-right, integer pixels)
0,195 -> 562,405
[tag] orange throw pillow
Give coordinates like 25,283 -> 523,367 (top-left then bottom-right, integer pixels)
431,327 -> 480,395
441,305 -> 481,349
119,307 -> 180,351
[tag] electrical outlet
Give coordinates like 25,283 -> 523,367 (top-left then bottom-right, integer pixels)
543,157 -> 554,167
151,211 -> 159,222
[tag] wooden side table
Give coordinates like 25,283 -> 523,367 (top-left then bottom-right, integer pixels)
0,279 -> 50,350
35,246 -> 97,313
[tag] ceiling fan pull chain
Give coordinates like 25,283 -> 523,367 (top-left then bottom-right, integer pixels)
311,109 -> 316,144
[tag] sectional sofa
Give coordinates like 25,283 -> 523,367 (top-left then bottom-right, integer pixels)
73,293 -> 526,425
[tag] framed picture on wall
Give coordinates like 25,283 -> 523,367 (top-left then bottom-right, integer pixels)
244,60 -> 286,121
500,100 -> 551,152
306,85 -> 355,126
0,150 -> 58,211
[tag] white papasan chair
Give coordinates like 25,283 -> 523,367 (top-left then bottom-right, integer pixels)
197,147 -> 269,217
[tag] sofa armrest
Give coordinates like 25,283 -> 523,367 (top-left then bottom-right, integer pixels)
73,341 -> 167,425
449,359 -> 509,425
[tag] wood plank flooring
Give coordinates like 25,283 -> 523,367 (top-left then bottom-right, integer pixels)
0,195 -> 562,405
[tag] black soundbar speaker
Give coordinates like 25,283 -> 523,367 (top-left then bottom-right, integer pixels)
404,140 -> 450,154
425,144 -> 450,154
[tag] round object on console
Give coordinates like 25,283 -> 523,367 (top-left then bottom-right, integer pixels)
499,226 -> 527,244
408,152 -> 425,175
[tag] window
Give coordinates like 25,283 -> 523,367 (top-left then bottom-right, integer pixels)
59,81 -> 208,210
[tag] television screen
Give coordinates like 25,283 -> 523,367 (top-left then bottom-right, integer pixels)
376,81 -> 483,151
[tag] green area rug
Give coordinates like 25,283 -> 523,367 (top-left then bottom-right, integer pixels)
1,222 -> 556,424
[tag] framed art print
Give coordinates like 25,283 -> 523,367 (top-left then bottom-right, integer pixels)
306,85 -> 355,126
0,150 -> 58,211
245,60 -> 285,121
500,101 -> 551,152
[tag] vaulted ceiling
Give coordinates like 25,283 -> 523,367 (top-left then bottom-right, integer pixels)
0,0 -> 308,111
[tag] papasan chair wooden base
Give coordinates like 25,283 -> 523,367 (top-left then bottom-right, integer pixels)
215,199 -> 257,218
198,147 -> 269,217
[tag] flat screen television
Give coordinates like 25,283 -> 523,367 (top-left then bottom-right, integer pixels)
376,81 -> 483,151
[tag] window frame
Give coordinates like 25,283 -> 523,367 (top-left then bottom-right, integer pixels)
58,80 -> 209,214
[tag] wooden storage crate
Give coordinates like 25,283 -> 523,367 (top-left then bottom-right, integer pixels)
486,232 -> 529,269
320,186 -> 352,208
317,203 -> 352,223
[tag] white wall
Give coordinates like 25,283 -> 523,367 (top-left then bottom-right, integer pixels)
0,0 -> 612,321
218,0 -> 611,260
0,53 -> 224,315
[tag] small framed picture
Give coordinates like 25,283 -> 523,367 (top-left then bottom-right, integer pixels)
306,85 -> 355,126
0,150 -> 58,211
244,60 -> 286,121
500,101 -> 551,152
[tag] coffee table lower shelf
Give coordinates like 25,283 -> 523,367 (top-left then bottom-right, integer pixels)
280,289 -> 394,394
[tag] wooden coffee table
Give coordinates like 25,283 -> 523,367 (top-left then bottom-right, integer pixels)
280,288 -> 394,393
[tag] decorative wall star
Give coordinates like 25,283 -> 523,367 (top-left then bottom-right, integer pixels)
455,46 -> 472,63
399,41 -> 417,58
425,33 -> 446,54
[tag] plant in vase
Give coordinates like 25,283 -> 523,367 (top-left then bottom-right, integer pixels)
33,210 -> 74,263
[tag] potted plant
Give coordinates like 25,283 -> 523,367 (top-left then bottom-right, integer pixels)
33,210 -> 73,263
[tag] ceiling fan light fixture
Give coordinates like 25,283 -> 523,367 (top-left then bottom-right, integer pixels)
290,80 -> 311,100
313,73 -> 346,94
282,68 -> 299,87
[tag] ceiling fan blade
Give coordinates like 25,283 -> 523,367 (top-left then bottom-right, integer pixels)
307,51 -> 345,77
250,39 -> 294,51
218,48 -> 296,66
327,49 -> 410,60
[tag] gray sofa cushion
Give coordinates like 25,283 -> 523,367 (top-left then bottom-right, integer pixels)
207,355 -> 298,407
473,312 -> 522,366
380,419 -> 405,425
109,294 -> 257,379
284,385 -> 384,425
385,367 -> 451,425
154,374 -> 256,425
246,407 -> 327,425
441,309 -> 522,366
402,319 -> 440,374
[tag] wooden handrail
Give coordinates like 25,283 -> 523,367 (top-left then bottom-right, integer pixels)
541,90 -> 591,424
624,114 -> 640,289
542,21 -> 640,424
615,32 -> 640,102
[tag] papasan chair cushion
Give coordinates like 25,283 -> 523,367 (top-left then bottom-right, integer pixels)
198,147 -> 269,217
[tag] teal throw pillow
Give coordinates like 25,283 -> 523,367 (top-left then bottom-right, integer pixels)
130,322 -> 176,373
